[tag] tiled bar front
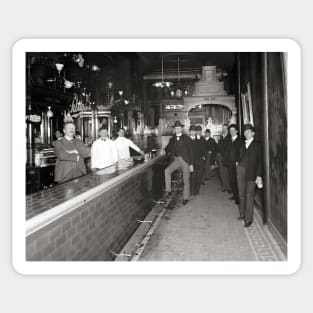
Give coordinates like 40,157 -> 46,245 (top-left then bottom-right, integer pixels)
26,156 -> 164,261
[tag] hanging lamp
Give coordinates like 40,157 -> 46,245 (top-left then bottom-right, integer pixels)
152,55 -> 173,88
175,56 -> 182,98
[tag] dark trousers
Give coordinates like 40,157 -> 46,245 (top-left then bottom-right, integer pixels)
203,152 -> 213,181
236,165 -> 256,223
216,153 -> 231,191
228,163 -> 239,201
190,160 -> 203,196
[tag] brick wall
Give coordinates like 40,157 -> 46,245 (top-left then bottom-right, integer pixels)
26,166 -> 159,261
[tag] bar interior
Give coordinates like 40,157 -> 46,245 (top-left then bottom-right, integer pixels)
25,52 -> 288,261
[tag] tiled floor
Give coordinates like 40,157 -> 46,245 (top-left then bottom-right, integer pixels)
138,175 -> 286,261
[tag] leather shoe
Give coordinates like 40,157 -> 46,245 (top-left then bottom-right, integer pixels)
237,216 -> 244,220
182,200 -> 189,205
244,221 -> 253,227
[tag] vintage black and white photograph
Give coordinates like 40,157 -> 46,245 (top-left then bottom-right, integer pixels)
12,39 -> 300,274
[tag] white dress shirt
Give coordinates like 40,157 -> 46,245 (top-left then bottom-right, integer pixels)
114,136 -> 142,160
245,138 -> 254,149
91,138 -> 118,169
231,135 -> 238,142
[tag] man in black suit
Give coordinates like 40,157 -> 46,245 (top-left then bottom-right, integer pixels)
236,124 -> 263,227
216,124 -> 231,193
203,128 -> 218,181
164,121 -> 194,205
226,124 -> 242,204
196,125 -> 207,187
189,125 -> 206,197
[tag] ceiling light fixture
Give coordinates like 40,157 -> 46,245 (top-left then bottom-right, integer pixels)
91,64 -> 100,72
175,56 -> 182,98
55,63 -> 64,75
152,55 -> 173,88
64,79 -> 75,88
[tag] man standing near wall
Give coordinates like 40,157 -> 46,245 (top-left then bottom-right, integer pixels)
226,124 -> 242,204
195,125 -> 207,186
236,124 -> 263,227
164,121 -> 194,205
203,128 -> 218,182
189,125 -> 206,197
216,124 -> 231,193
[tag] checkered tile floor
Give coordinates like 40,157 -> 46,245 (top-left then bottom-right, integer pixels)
138,176 -> 286,261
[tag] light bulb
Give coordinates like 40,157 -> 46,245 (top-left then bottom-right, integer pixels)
91,64 -> 100,72
55,63 -> 64,73
47,106 -> 54,118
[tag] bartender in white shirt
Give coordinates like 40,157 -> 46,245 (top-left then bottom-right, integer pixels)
114,128 -> 144,160
91,127 -> 118,170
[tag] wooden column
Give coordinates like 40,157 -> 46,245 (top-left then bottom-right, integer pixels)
262,52 -> 271,224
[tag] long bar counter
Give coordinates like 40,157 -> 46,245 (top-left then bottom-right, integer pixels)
26,154 -> 165,261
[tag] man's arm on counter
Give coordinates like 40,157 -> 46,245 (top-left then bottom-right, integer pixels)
127,138 -> 144,155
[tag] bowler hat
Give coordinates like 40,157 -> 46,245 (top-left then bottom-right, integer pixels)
173,120 -> 184,128
228,124 -> 238,131
243,123 -> 255,132
195,125 -> 202,131
189,125 -> 196,131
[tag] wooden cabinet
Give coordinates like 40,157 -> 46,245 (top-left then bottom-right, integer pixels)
26,165 -> 55,194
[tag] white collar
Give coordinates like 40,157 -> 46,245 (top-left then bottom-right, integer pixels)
64,135 -> 74,141
176,133 -> 182,137
231,135 -> 238,141
245,138 -> 254,144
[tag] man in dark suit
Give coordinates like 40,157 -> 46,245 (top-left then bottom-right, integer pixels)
203,128 -> 218,181
164,121 -> 194,205
236,124 -> 263,227
189,125 -> 206,197
54,122 -> 90,184
226,124 -> 242,204
216,124 -> 231,193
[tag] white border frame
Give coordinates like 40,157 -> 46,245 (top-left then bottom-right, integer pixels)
12,39 -> 301,275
